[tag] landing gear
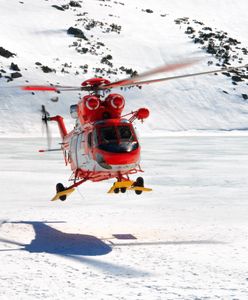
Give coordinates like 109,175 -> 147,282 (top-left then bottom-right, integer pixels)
133,177 -> 144,195
107,176 -> 150,194
56,183 -> 67,201
120,187 -> 127,193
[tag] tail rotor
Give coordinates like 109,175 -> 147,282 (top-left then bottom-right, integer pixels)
41,105 -> 52,149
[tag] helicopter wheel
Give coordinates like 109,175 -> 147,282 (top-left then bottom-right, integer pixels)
120,187 -> 126,193
114,188 -> 120,194
134,177 -> 144,195
56,183 -> 67,201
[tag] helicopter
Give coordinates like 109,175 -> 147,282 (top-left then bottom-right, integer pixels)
21,59 -> 247,201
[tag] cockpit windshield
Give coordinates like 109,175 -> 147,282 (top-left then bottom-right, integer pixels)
96,124 -> 138,153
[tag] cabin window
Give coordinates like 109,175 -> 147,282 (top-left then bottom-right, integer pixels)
117,126 -> 134,142
88,132 -> 92,148
100,126 -> 118,143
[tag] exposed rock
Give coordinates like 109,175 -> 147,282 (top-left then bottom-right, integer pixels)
11,72 -> 22,79
69,1 -> 81,7
52,5 -> 64,11
185,27 -> 195,34
41,66 -> 55,73
10,63 -> 20,71
222,72 -> 231,77
62,4 -> 69,10
202,27 -> 212,31
35,62 -> 42,66
67,27 -> 88,40
0,47 -> 15,58
101,55 -> 113,67
232,75 -> 243,82
143,9 -> 153,13
242,94 -> 248,100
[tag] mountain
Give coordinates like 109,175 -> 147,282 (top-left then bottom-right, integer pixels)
0,0 -> 247,136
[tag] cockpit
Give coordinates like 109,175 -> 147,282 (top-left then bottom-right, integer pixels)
93,121 -> 139,153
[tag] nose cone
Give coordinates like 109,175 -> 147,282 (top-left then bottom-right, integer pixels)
96,147 -> 140,166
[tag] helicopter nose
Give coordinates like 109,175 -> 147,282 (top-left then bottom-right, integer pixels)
96,149 -> 140,166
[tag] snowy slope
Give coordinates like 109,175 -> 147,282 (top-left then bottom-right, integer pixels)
0,0 -> 248,136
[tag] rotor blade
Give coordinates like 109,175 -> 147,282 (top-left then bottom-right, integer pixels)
21,85 -> 59,92
21,85 -> 85,92
97,58 -> 200,90
111,64 -> 248,88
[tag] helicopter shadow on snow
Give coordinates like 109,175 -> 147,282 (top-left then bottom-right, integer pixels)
0,221 -> 111,256
0,221 -> 150,277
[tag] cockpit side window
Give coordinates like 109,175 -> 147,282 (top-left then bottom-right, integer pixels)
100,126 -> 118,143
88,132 -> 92,148
118,126 -> 134,142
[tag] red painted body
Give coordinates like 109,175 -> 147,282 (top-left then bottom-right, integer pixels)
50,78 -> 149,185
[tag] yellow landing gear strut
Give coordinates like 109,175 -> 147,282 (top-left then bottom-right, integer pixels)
108,177 -> 152,194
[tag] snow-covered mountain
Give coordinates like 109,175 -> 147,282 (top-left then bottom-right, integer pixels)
0,0 -> 247,136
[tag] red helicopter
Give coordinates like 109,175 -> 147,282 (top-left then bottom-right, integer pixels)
21,60 -> 247,201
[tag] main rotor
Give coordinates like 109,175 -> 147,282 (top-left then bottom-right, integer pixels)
21,58 -> 247,94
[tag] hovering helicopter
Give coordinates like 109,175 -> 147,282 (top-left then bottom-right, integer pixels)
21,59 -> 247,201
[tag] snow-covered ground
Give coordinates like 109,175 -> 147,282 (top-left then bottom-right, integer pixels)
1,136 -> 248,299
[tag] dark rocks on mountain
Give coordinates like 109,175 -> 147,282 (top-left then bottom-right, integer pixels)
242,48 -> 248,55
232,75 -> 242,82
52,5 -> 64,11
81,48 -> 89,53
41,66 -> 55,73
143,9 -> 153,13
62,4 -> 69,10
222,90 -> 228,94
101,56 -> 113,67
10,63 -> 20,71
109,23 -> 121,34
227,37 -> 240,46
67,27 -> 88,40
0,69 -> 6,73
202,27 -> 212,31
193,20 -> 204,25
119,66 -> 138,77
11,72 -> 22,79
194,38 -> 204,45
174,17 -> 189,25
242,94 -> 248,100
199,31 -> 215,41
207,42 -> 217,54
69,1 -> 81,7
5,76 -> 13,82
185,27 -> 195,34
35,62 -> 42,66
0,47 -> 16,58
222,72 -> 231,77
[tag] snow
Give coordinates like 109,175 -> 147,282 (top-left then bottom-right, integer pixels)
1,0 -> 248,299
1,137 -> 248,299
0,0 -> 248,135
